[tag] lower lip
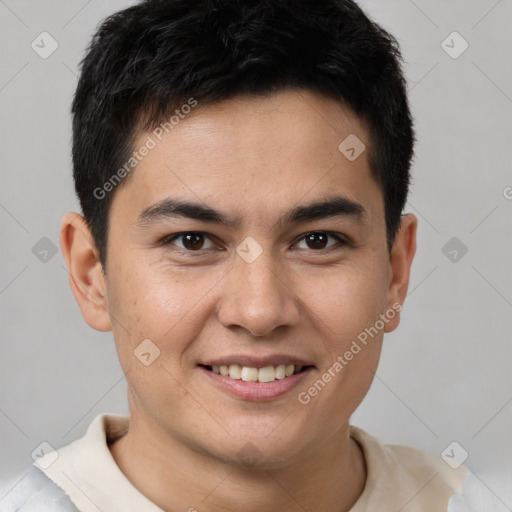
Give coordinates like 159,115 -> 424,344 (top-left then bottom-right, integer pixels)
199,366 -> 313,401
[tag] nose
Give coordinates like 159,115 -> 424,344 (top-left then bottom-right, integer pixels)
216,247 -> 300,337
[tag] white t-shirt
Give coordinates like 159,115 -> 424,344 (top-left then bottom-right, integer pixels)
0,413 -> 507,511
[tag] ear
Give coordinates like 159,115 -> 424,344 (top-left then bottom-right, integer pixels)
384,213 -> 417,333
59,212 -> 112,332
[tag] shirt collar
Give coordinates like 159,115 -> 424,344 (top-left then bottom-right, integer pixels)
37,413 -> 467,512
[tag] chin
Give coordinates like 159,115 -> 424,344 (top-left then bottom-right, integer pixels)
200,422 -> 313,469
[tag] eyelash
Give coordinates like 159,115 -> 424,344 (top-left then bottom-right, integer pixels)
159,231 -> 350,254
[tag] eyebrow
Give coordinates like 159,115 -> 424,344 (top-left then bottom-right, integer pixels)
136,195 -> 367,230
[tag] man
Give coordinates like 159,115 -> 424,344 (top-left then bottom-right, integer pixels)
1,0 -> 505,510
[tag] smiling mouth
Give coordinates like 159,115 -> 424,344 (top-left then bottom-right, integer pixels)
200,364 -> 311,383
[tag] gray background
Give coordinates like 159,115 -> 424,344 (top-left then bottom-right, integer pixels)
1,0 -> 511,506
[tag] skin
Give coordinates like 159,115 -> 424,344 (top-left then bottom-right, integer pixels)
60,89 -> 417,512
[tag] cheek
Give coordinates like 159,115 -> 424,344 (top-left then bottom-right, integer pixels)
295,271 -> 387,432
292,258 -> 388,413
104,263 -> 209,413
297,258 -> 389,351
105,260 -> 227,365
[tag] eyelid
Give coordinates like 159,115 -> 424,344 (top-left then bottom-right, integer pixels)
160,232 -> 219,252
160,231 -> 350,253
292,231 -> 350,251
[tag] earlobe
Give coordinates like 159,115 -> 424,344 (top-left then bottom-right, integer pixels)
384,213 -> 418,333
59,212 -> 112,332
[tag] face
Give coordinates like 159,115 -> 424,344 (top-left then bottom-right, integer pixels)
63,89 -> 416,468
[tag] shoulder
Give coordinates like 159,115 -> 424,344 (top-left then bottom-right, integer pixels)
385,443 -> 510,511
0,463 -> 79,512
349,426 -> 508,511
351,426 -> 468,492
447,472 -> 511,512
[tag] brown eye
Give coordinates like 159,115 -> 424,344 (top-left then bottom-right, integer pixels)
181,233 -> 205,250
162,232 -> 215,251
295,231 -> 346,251
305,232 -> 328,249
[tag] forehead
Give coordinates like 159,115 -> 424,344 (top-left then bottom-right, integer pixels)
110,89 -> 382,229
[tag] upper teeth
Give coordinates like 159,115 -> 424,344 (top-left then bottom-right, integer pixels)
211,364 -> 302,382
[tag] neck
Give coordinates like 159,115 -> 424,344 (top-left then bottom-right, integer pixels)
109,414 -> 366,512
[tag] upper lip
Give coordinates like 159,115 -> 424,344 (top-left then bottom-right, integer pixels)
200,354 -> 315,368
